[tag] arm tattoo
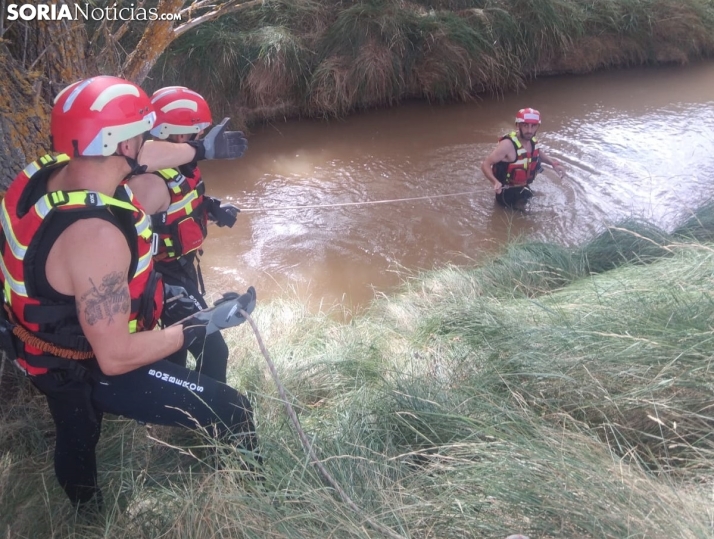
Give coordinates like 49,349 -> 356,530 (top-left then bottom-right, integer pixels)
79,271 -> 131,326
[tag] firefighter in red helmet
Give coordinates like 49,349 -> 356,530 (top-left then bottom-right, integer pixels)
0,76 -> 259,514
127,86 -> 245,384
481,108 -> 565,210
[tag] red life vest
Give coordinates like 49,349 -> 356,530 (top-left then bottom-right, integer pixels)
492,132 -> 540,187
0,154 -> 163,375
151,166 -> 208,262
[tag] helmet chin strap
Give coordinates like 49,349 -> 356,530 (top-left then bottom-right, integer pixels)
124,156 -> 148,176
117,142 -> 147,176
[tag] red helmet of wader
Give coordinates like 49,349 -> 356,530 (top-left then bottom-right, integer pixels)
515,108 -> 541,125
51,75 -> 155,157
149,86 -> 212,139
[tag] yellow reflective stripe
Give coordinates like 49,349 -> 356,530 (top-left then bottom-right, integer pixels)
34,191 -> 138,218
167,190 -> 198,216
135,212 -> 151,239
128,319 -> 138,333
37,154 -> 70,167
155,168 -> 187,195
508,132 -> 522,149
34,196 -> 53,218
22,161 -> 41,178
157,169 -> 177,180
0,256 -> 27,297
21,154 -> 70,181
0,202 -> 28,260
135,249 -> 152,277
94,192 -> 136,212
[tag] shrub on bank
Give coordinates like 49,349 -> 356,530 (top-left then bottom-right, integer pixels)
152,0 -> 714,125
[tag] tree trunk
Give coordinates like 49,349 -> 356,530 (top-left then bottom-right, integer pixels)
0,48 -> 50,189
122,0 -> 184,84
0,0 -> 91,188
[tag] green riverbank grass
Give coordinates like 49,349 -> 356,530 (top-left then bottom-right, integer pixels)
153,0 -> 714,125
2,213 -> 714,537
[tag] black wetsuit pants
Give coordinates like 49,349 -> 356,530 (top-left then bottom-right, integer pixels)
495,185 -> 533,209
159,260 -> 230,383
30,358 -> 256,507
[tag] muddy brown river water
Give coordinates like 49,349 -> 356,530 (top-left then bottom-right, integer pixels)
198,61 -> 714,312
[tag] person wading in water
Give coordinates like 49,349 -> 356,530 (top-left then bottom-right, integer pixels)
481,107 -> 565,210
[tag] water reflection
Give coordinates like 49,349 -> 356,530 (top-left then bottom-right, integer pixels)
199,61 -> 714,311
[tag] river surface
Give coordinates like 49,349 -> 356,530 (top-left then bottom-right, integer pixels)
198,61 -> 714,312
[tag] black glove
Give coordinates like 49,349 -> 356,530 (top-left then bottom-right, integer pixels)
162,283 -> 203,325
181,286 -> 256,348
206,196 -> 240,228
189,118 -> 248,160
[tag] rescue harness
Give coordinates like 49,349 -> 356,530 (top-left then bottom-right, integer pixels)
492,131 -> 541,187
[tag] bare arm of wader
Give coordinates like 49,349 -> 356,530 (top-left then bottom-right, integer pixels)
481,138 -> 516,194
48,219 -> 184,376
539,150 -> 566,178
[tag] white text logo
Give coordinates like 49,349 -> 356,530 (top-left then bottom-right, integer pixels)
6,3 -> 182,22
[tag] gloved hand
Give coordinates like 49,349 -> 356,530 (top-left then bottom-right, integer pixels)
189,118 -> 248,160
181,286 -> 256,347
206,196 -> 240,228
162,283 -> 203,324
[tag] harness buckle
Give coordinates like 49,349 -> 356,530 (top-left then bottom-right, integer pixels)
48,190 -> 70,207
151,232 -> 160,256
39,155 -> 59,167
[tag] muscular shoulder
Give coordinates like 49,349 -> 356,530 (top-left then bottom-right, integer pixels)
486,138 -> 517,165
63,216 -> 127,242
47,217 -> 131,296
126,173 -> 171,214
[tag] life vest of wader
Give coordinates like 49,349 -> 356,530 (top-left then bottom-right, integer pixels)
0,154 -> 164,375
492,132 -> 540,187
151,166 -> 208,262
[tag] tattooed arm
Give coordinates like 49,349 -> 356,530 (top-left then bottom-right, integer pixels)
46,218 -> 184,376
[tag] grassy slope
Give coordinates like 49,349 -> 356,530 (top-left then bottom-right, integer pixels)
150,0 -> 714,127
2,210 -> 714,538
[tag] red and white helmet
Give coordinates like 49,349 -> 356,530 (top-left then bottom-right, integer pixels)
149,86 -> 212,139
51,76 -> 155,157
515,107 -> 541,125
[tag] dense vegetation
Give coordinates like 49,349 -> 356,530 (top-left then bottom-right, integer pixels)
152,0 -> 714,126
3,204 -> 714,538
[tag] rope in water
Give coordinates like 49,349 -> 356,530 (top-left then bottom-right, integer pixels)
238,189 -> 484,213
236,182 -> 556,213
240,308 -> 407,539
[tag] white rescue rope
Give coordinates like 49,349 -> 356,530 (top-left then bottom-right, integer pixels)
240,308 -> 407,539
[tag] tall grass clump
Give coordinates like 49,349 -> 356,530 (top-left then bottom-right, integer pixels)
578,218 -> 672,273
4,208 -> 714,538
673,199 -> 714,243
151,0 -> 714,123
310,0 -> 420,115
